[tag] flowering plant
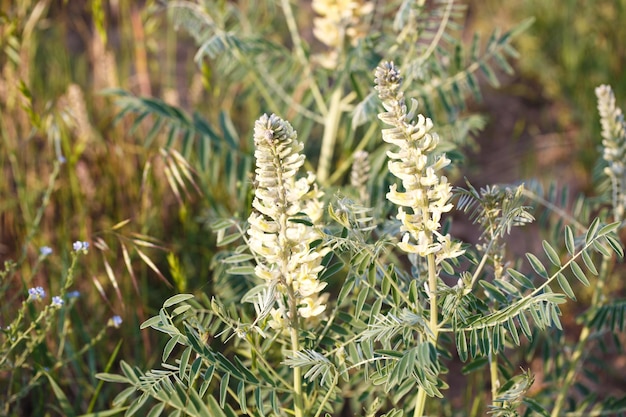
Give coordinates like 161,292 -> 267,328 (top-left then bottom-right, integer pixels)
96,2 -> 625,417
98,66 -> 624,416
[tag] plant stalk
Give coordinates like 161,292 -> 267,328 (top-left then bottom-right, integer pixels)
489,350 -> 500,403
427,253 -> 439,341
317,88 -> 343,185
288,286 -> 305,417
413,251 -> 440,417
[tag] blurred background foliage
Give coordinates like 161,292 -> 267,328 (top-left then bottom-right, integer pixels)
1,0 -> 625,413
466,0 -> 626,188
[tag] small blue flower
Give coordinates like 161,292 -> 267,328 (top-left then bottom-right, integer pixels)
40,246 -> 53,257
51,296 -> 64,307
67,291 -> 80,299
108,315 -> 123,328
72,241 -> 89,252
58,155 -> 67,164
28,287 -> 46,302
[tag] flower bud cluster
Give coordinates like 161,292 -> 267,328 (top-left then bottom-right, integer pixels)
350,150 -> 371,203
248,114 -> 329,329
596,84 -> 626,221
374,62 -> 463,262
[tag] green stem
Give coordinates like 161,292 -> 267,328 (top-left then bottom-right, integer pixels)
62,251 -> 79,291
489,350 -> 500,403
290,317 -> 305,417
550,255 -> 611,417
13,157 -> 63,271
317,88 -> 343,185
413,252 -> 440,417
287,285 -> 304,417
427,253 -> 439,340
413,390 -> 428,417
313,371 -> 338,417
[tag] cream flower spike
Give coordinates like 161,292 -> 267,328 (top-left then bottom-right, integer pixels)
596,85 -> 626,222
248,114 -> 329,330
375,62 -> 463,262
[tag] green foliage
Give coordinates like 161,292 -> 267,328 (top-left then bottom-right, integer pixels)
0,159 -> 120,415
3,1 -> 626,417
96,1 -> 626,409
112,0 -> 530,189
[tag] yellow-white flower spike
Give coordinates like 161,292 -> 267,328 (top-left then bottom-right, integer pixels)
375,61 -> 463,263
596,85 -> 626,222
248,114 -> 329,330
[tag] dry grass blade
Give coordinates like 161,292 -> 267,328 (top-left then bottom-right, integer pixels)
166,156 -> 190,200
103,257 -> 124,307
130,237 -> 163,250
121,242 -> 140,294
163,164 -> 182,205
136,248 -> 172,288
170,148 -> 202,195
129,232 -> 167,249
92,275 -> 114,311
112,219 -> 132,230
93,237 -> 110,251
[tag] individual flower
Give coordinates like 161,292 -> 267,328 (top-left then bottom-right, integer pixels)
248,114 -> 329,329
67,291 -> 80,299
108,315 -> 123,328
596,84 -> 626,222
298,293 -> 330,318
28,287 -> 46,302
73,241 -> 89,252
375,61 -> 463,263
39,246 -> 53,257
51,296 -> 64,307
267,308 -> 288,330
